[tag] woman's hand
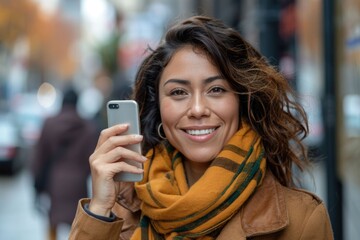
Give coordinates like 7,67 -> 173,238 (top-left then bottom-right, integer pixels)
88,124 -> 147,217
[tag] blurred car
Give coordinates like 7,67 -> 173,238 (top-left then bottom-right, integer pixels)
0,113 -> 23,174
11,93 -> 46,148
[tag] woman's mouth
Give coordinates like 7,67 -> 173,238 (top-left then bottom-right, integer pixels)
185,128 -> 216,136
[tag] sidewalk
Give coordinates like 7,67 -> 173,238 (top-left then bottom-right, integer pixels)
0,169 -> 70,240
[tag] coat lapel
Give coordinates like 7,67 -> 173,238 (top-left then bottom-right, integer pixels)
217,171 -> 289,239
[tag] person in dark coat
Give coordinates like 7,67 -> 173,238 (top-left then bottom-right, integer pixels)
31,87 -> 98,240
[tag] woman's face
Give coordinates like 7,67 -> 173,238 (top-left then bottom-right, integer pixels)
158,45 -> 240,164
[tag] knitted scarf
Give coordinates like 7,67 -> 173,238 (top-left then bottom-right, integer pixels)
132,124 -> 266,240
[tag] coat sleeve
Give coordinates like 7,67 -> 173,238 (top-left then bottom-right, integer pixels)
69,199 -> 124,240
300,202 -> 334,240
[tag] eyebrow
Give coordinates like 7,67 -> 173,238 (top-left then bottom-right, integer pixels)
163,75 -> 224,87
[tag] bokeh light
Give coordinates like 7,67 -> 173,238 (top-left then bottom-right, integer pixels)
37,82 -> 57,109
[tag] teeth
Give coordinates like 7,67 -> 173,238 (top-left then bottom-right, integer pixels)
186,128 -> 215,136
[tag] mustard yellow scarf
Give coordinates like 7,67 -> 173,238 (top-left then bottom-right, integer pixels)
132,124 -> 266,240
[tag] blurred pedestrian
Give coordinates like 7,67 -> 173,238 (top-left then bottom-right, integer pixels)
31,86 -> 98,240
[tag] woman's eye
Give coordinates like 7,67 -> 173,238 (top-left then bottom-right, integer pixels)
170,88 -> 187,96
209,86 -> 226,94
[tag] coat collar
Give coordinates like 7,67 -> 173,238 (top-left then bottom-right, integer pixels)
218,171 -> 289,239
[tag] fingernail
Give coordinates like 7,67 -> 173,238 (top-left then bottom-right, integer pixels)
134,135 -> 143,140
141,156 -> 147,161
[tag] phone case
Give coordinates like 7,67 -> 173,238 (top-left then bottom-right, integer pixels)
107,100 -> 143,182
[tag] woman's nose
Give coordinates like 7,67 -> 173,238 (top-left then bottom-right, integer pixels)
187,94 -> 210,118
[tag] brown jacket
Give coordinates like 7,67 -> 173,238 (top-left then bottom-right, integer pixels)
69,171 -> 333,240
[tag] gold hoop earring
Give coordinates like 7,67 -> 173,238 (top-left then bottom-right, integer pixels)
157,123 -> 167,140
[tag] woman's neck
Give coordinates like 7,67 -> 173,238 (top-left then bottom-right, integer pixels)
183,159 -> 211,186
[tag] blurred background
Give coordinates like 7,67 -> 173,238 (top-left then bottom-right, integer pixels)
0,0 -> 359,239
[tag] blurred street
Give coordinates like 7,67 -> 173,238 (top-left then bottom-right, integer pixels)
0,169 -> 70,240
0,169 -> 46,240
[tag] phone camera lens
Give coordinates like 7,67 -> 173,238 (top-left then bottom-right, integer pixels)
109,104 -> 119,109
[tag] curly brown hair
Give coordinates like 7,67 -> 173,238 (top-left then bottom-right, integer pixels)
133,15 -> 309,187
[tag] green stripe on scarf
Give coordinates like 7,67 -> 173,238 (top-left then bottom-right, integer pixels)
174,150 -> 264,234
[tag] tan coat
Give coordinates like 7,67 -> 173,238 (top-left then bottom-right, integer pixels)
69,171 -> 333,240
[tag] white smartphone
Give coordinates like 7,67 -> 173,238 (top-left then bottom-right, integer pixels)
107,100 -> 143,182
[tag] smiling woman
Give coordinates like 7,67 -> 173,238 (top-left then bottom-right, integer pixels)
158,45 -> 240,168
69,15 -> 333,240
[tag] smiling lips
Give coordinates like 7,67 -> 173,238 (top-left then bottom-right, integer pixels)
185,128 -> 216,136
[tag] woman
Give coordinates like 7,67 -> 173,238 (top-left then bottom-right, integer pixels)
69,16 -> 333,239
